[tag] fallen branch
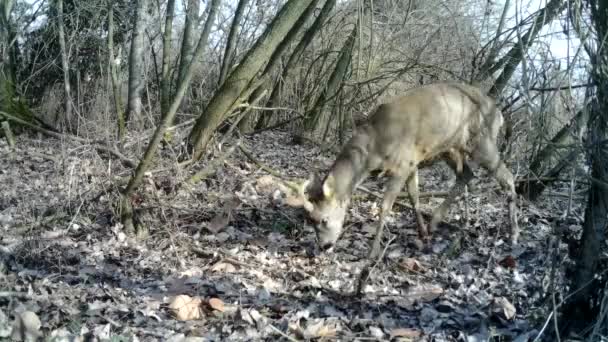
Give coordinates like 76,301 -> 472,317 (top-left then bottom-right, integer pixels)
187,140 -> 242,184
0,110 -> 136,168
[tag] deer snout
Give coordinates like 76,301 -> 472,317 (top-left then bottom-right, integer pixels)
315,221 -> 342,253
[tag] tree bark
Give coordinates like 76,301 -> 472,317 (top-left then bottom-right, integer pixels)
160,0 -> 175,115
560,0 -> 608,337
488,0 -> 566,97
107,2 -> 125,140
517,105 -> 590,200
256,0 -> 336,129
120,0 -> 221,236
219,0 -> 250,86
304,23 -> 357,134
126,0 -> 149,123
177,0 -> 200,88
55,0 -> 73,130
237,0 -> 320,133
187,0 -> 316,161
0,0 -> 16,88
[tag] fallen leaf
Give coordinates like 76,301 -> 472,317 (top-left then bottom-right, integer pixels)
499,255 -> 517,269
11,311 -> 41,341
208,298 -> 225,312
168,295 -> 203,321
390,328 -> 422,339
491,297 -> 516,320
205,196 -> 242,233
211,262 -> 237,273
404,284 -> 444,302
303,319 -> 336,339
399,257 -> 426,272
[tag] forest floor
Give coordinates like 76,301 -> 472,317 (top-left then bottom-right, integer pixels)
0,129 -> 585,341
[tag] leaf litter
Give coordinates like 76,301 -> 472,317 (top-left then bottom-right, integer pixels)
0,130 -> 585,341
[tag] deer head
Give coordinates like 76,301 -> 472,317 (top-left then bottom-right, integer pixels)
298,173 -> 351,252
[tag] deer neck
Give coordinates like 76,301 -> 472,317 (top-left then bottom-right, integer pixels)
327,133 -> 375,201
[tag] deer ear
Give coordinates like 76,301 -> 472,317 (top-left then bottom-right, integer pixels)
322,174 -> 335,198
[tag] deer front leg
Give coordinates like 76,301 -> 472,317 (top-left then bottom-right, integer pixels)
429,161 -> 474,233
492,162 -> 519,244
406,170 -> 428,238
475,137 -> 519,244
370,173 -> 409,260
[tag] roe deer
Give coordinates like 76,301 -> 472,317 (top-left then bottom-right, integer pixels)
295,82 -> 519,258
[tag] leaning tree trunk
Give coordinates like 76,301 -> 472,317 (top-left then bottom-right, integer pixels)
237,0 -> 320,133
177,0 -> 199,88
560,0 -> 608,338
160,0 -> 175,115
107,2 -> 125,140
517,104 -> 590,200
303,23 -> 357,135
255,0 -> 336,129
125,0 -> 148,123
488,0 -> 566,97
219,0 -> 250,86
55,0 -> 73,130
187,0 -> 316,162
119,0 -> 221,236
484,0 -> 566,152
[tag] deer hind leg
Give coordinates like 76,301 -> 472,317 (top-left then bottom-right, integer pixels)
429,153 -> 474,233
370,170 -> 410,260
405,169 -> 428,238
475,137 -> 520,244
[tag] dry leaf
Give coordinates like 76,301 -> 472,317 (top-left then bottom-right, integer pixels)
491,297 -> 516,320
208,298 -> 225,312
390,328 -> 422,339
399,257 -> 426,272
206,212 -> 231,233
205,196 -> 242,233
211,261 -> 237,273
498,255 -> 517,269
11,311 -> 41,341
168,295 -> 203,321
404,284 -> 444,302
303,319 -> 336,339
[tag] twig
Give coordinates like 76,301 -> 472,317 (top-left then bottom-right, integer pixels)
0,110 -> 136,168
268,323 -> 299,342
187,140 -> 241,184
237,144 -> 302,194
355,235 -> 397,295
0,291 -> 36,299
246,115 -> 305,136
529,83 -> 594,91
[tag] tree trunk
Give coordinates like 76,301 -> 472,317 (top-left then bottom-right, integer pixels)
126,0 -> 148,123
107,3 -> 125,140
55,0 -> 73,130
517,105 -> 590,200
160,0 -> 175,115
488,0 -> 566,97
559,0 -> 608,338
474,0 -> 510,82
187,0 -> 316,161
219,0 -> 250,86
120,0 -> 221,236
237,0 -> 320,133
255,0 -> 335,129
177,0 -> 200,88
303,23 -> 357,134
0,0 -> 16,88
